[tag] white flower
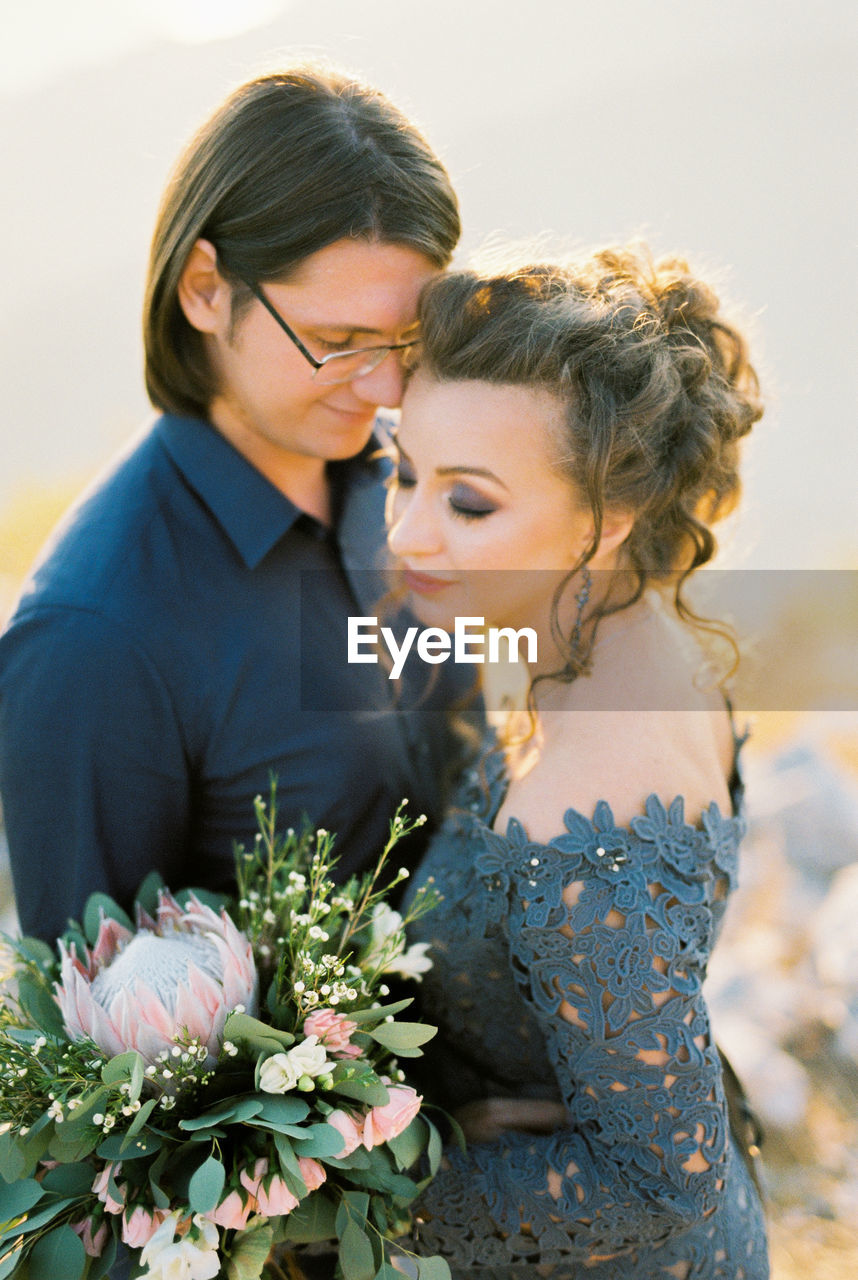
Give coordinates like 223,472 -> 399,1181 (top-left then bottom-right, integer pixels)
371,902 -> 404,946
386,940 -> 434,982
139,1212 -> 219,1280
258,1035 -> 330,1094
368,904 -> 433,981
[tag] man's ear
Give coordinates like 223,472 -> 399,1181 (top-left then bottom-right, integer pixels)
177,238 -> 232,334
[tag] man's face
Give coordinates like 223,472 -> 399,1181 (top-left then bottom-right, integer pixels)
197,238 -> 439,490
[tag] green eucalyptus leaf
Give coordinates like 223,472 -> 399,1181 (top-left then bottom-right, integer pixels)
446,1112 -> 467,1155
83,894 -> 133,944
134,871 -> 166,916
12,936 -> 56,973
0,1238 -> 26,1280
0,1125 -> 51,1183
37,1164 -> 94,1198
425,1118 -> 443,1177
366,1022 -> 436,1053
253,1096 -> 311,1127
189,1156 -> 226,1214
289,1123 -> 345,1158
347,998 -> 413,1025
14,975 -> 65,1037
101,1051 -> 145,1087
277,1193 -> 337,1243
224,1219 -> 273,1280
97,1131 -> 161,1161
179,1095 -> 265,1130
0,1177 -> 44,1226
386,1116 -> 426,1172
0,1197 -> 76,1245
338,1221 -> 376,1280
28,1223 -> 87,1280
124,1096 -> 158,1140
416,1258 -> 452,1280
272,1135 -> 308,1199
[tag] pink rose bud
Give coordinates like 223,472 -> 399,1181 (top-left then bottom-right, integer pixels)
91,1163 -> 125,1215
256,1174 -> 300,1217
303,1008 -> 362,1057
208,1189 -> 255,1231
121,1206 -> 168,1249
72,1219 -> 110,1258
326,1108 -> 363,1157
362,1085 -> 422,1149
297,1157 -> 327,1193
239,1158 -> 269,1200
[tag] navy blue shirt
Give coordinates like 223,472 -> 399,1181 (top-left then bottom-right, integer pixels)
0,414 -> 463,941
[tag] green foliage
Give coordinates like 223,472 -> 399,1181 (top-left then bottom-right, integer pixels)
82,895 -> 133,944
0,788 -> 448,1280
26,1225 -> 86,1280
224,1220 -> 273,1280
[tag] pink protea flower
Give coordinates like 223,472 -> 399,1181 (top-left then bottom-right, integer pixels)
55,892 -> 257,1066
303,1008 -> 362,1058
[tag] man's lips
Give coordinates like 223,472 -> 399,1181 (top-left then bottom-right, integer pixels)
403,567 -> 454,596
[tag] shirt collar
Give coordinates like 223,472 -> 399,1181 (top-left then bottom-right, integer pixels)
155,413 -> 384,571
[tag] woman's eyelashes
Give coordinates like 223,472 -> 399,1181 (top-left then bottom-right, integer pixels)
448,484 -> 497,520
394,459 -> 498,521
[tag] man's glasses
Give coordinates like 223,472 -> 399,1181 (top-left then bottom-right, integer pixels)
243,279 -> 419,386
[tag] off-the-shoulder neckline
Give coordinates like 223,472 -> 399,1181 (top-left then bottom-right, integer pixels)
470,716 -> 747,846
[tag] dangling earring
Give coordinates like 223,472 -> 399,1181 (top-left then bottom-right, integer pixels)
570,565 -> 592,654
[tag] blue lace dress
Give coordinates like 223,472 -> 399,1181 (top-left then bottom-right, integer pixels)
404,739 -> 770,1279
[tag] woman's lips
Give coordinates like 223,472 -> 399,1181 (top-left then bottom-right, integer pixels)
403,567 -> 453,596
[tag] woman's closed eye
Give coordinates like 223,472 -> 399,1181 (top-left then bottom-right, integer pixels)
448,484 -> 498,520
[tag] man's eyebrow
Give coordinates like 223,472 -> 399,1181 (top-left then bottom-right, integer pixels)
305,319 -> 421,339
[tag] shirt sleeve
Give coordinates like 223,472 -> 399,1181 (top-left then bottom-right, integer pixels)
412,799 -> 734,1272
0,605 -> 191,941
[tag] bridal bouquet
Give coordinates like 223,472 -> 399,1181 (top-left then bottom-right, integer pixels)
0,792 -> 448,1280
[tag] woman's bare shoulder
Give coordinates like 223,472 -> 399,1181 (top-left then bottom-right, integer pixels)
495,705 -> 734,843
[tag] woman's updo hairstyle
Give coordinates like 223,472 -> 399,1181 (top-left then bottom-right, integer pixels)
413,243 -> 763,674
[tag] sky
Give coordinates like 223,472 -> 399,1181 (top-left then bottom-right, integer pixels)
1,0 -> 856,572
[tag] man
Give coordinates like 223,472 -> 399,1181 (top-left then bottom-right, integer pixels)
0,66 -> 464,941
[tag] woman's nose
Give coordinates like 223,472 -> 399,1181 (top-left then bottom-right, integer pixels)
386,489 -> 442,559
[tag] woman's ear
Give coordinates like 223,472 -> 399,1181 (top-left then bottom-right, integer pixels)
177,238 -> 231,334
591,509 -> 634,566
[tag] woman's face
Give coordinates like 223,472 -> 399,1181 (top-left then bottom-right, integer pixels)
387,374 -> 598,639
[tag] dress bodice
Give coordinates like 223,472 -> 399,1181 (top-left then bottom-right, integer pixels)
404,736 -> 769,1279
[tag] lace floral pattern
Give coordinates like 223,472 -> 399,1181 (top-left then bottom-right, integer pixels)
405,743 -> 769,1278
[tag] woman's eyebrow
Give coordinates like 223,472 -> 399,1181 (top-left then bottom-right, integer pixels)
436,465 -> 509,491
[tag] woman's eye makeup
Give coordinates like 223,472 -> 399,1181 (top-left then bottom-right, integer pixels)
448,484 -> 498,520
392,454 -> 498,519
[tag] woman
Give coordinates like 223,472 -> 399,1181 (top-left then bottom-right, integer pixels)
389,247 -> 769,1277
0,64 -> 462,943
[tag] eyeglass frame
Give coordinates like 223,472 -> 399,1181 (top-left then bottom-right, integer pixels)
241,277 -> 420,384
